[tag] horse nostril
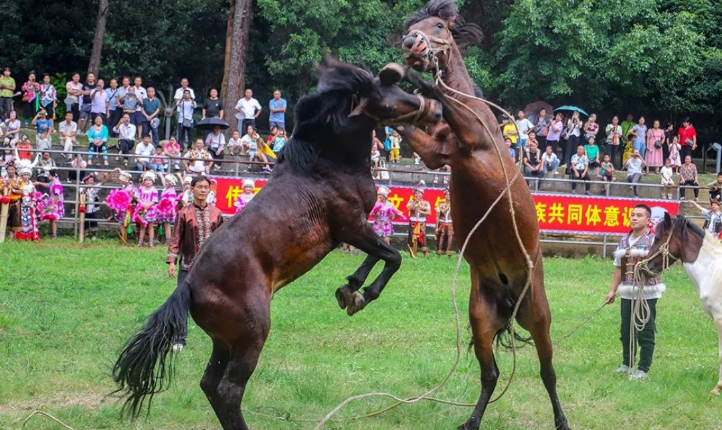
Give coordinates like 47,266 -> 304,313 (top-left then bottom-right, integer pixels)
402,37 -> 414,50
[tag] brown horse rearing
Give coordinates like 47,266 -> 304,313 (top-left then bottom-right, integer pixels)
112,59 -> 442,430
400,1 -> 572,429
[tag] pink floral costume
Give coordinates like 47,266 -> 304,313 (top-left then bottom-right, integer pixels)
37,178 -> 65,221
234,192 -> 255,214
155,187 -> 179,223
132,186 -> 159,227
106,184 -> 135,223
371,200 -> 404,237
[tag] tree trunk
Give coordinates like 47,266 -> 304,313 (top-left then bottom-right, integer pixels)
88,0 -> 109,76
220,0 -> 235,98
221,0 -> 253,132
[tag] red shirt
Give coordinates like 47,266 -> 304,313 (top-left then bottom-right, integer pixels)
678,126 -> 696,147
16,142 -> 32,160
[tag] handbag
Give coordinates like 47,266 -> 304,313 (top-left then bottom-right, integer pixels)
654,140 -> 662,149
22,93 -> 29,103
182,118 -> 192,128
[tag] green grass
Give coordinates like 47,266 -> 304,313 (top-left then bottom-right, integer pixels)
1,240 -> 721,429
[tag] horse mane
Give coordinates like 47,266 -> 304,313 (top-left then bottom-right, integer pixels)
277,63 -> 374,173
658,215 -> 705,242
405,0 -> 483,50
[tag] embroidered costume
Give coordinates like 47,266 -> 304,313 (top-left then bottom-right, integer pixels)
370,187 -> 404,237
436,192 -> 454,255
133,184 -> 159,227
407,184 -> 431,257
14,178 -> 39,241
156,175 -> 179,224
81,175 -> 102,235
3,173 -> 22,233
167,202 -> 224,272
234,179 -> 256,214
37,177 -> 64,221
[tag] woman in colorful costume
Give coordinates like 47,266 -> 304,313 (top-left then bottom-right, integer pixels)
13,159 -> 40,241
406,183 -> 431,258
133,171 -> 159,247
156,174 -> 179,244
435,188 -> 454,256
36,169 -> 64,238
370,186 -> 404,244
234,179 -> 256,213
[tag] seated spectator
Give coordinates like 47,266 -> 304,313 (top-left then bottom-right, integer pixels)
68,153 -> 87,183
31,109 -> 53,152
87,115 -> 109,166
584,136 -> 600,176
599,154 -> 616,194
660,159 -> 675,200
16,135 -> 33,160
113,113 -> 137,167
182,139 -> 212,175
241,125 -> 259,157
135,135 -> 156,172
624,149 -> 646,198
523,141 -> 544,190
151,146 -> 166,174
541,144 -> 559,175
570,145 -> 591,195
3,110 -> 21,147
37,152 -> 56,183
252,137 -> 273,174
227,130 -> 244,156
205,125 -> 225,170
678,155 -> 699,201
707,171 -> 722,203
506,137 -> 516,160
162,136 -> 182,171
58,112 -> 78,158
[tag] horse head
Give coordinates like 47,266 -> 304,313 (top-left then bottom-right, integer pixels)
402,0 -> 482,73
643,212 -> 683,277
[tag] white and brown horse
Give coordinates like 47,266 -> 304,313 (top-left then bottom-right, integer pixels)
642,213 -> 722,394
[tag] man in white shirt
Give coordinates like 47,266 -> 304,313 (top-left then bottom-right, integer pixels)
515,110 -> 534,149
135,135 -> 155,172
173,78 -> 195,103
234,88 -> 262,133
58,112 -> 78,157
133,76 -> 147,139
113,113 -> 137,166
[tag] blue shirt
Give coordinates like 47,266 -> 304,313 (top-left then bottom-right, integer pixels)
106,88 -> 120,111
36,119 -> 52,135
143,97 -> 161,117
269,98 -> 287,123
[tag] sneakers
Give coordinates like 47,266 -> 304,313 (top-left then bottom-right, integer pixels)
584,191 -> 591,196
629,370 -> 649,380
614,364 -> 631,373
695,197 -> 699,202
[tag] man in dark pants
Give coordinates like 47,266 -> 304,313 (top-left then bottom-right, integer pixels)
166,175 -> 224,349
605,204 -> 666,380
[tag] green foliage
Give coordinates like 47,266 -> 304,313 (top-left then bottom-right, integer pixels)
50,73 -> 68,119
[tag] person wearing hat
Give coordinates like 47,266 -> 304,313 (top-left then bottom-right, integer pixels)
37,169 -> 64,238
2,162 -> 22,239
80,172 -> 109,240
180,175 -> 194,207
406,184 -> 431,258
435,188 -> 454,256
370,186 -> 405,244
12,160 -> 39,241
133,171 -> 160,247
234,179 -> 257,213
156,174 -> 180,244
30,109 -> 53,152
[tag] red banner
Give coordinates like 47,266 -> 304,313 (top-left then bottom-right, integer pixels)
211,177 -> 679,236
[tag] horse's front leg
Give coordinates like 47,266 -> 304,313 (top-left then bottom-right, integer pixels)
713,318 -> 722,395
335,225 -> 401,316
397,125 -> 451,170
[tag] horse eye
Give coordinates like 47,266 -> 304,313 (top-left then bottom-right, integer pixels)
437,22 -> 444,29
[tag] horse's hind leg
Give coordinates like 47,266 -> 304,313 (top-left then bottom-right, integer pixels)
201,338 -> 231,421
335,255 -> 380,310
711,318 -> 722,395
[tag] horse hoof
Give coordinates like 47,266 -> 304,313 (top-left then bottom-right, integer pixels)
711,386 -> 722,395
346,292 -> 366,316
335,285 -> 354,309
457,422 -> 478,430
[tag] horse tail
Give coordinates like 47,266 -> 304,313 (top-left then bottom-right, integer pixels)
494,322 -> 533,350
112,276 -> 191,418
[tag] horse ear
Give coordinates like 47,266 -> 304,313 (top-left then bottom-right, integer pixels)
379,63 -> 404,86
664,211 -> 672,225
348,97 -> 368,118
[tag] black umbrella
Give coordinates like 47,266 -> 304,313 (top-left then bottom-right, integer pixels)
195,117 -> 230,130
524,101 -> 553,125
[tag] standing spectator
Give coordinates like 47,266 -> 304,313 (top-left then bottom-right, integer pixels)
624,149 -> 646,198
38,74 -> 57,121
541,144 -> 560,176
679,155 -> 699,201
662,122 -> 674,163
605,204 -> 665,380
532,108 -> 550,150
115,76 -> 131,113
135,135 -> 156,172
227,129 -> 244,156
183,139 -> 212,176
621,114 -> 635,139
583,113 -> 599,142
89,78 -> 109,124
163,136 -> 182,172
176,89 -> 196,150
78,72 -> 97,135
132,76 -> 147,139
20,71 -> 40,128
173,78 -> 195,104
562,112 -> 582,169
523,141 -> 544,189
205,125 -> 225,170
3,110 -> 20,147
113,113 -> 137,166
65,73 -> 83,123
660,159 -> 675,200
268,89 -> 287,130
106,78 -> 121,137
584,136 -> 600,177
691,199 -> 722,237
58,112 -> 77,157
234,88 -> 261,132
515,110 -> 533,149
31,110 -> 53,152
120,85 -> 140,124
677,118 -> 697,163
86,115 -> 109,166
668,135 -> 682,173
645,120 -> 665,174
388,130 -> 401,163
546,112 -> 563,159
605,116 -> 623,168
0,67 -> 16,120
201,88 -> 223,119
142,87 -> 161,146
630,116 -> 648,160
569,145 -> 591,195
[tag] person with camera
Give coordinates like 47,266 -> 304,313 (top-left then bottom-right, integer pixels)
176,89 -> 196,151
31,109 -> 53,152
645,120 -> 664,174
624,149 -> 647,198
113,113 -> 137,167
234,88 -> 261,133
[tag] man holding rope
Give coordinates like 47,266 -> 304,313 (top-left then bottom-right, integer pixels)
605,204 -> 666,380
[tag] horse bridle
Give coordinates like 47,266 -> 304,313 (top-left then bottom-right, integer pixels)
401,29 -> 453,65
637,224 -> 677,277
359,93 -> 439,127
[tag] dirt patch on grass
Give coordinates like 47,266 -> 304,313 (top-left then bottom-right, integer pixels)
0,392 -> 103,415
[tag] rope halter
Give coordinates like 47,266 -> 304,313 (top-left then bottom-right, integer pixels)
636,223 -> 677,279
360,93 -> 439,127
401,29 -> 453,68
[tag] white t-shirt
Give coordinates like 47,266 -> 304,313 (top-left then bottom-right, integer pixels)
228,137 -> 243,148
59,121 -> 78,137
135,142 -> 155,162
660,166 -> 674,182
133,86 -> 147,111
627,157 -> 643,175
177,100 -> 196,122
515,118 -> 534,140
235,97 -> 261,119
174,87 -> 195,101
541,152 -> 558,165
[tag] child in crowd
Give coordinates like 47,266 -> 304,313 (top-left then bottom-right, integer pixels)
506,137 -> 516,160
234,179 -> 256,213
371,144 -> 381,179
660,158 -> 675,200
151,146 -> 166,174
370,186 -> 405,244
668,136 -> 682,173
163,137 -> 182,172
36,169 -> 64,238
181,175 -> 193,206
80,172 -> 108,240
156,174 -> 179,244
228,130 -> 244,156
389,130 -> 401,163
133,171 -> 159,247
272,129 -> 287,155
599,154 -> 616,194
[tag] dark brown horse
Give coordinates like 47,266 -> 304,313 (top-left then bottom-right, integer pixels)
399,1 -> 572,429
112,60 -> 442,430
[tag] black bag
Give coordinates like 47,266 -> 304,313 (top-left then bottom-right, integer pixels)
654,140 -> 662,149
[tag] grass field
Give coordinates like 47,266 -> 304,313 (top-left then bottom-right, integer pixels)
1,240 -> 721,430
